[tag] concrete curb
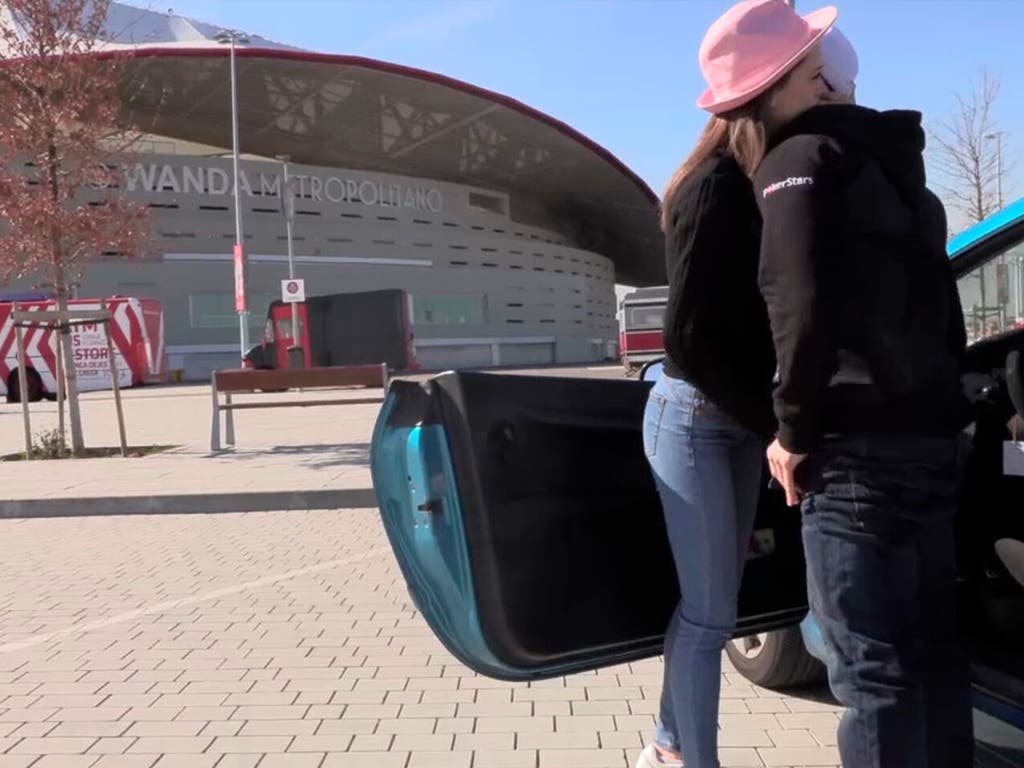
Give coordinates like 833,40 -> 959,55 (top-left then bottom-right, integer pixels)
0,488 -> 379,519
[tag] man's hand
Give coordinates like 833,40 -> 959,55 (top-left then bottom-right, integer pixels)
767,439 -> 808,507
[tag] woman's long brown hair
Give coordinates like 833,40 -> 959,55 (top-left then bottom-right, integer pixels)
660,116 -> 729,233
660,73 -> 794,232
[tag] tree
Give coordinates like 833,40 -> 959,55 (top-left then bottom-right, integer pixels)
0,0 -> 148,455
929,69 -> 1011,226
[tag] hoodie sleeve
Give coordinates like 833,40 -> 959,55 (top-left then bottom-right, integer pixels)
922,188 -> 969,358
753,135 -> 842,454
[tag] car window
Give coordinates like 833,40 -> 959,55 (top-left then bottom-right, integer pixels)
275,315 -> 305,341
957,235 -> 1024,345
626,305 -> 665,330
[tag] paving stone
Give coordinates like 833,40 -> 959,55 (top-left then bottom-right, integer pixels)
537,748 -> 625,767
28,758 -> 101,768
126,738 -> 213,755
517,731 -> 600,750
90,758 -> 158,768
320,753 -> 410,768
0,758 -> 41,768
258,755 -> 323,768
8,738 -> 98,755
407,752 -> 472,768
207,736 -> 293,754
758,746 -> 843,766
472,752 -> 539,768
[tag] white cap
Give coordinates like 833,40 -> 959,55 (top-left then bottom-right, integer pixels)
821,26 -> 858,97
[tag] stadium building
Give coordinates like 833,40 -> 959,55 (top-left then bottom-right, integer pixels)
4,4 -> 664,378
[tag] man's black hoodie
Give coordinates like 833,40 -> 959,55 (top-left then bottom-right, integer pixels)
752,104 -> 971,453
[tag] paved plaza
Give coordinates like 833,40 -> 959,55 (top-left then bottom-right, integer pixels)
13,367 -> 1021,767
0,366 -> 621,506
0,509 -> 846,768
0,385 -> 379,506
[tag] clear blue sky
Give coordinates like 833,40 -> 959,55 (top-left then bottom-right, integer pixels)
156,0 -> 1023,233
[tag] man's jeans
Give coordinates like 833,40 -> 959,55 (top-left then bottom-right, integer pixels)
643,374 -> 764,767
799,434 -> 974,768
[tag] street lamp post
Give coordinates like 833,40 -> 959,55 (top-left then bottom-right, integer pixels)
986,131 -> 1005,210
985,131 -> 1014,321
214,29 -> 251,360
276,154 -> 303,368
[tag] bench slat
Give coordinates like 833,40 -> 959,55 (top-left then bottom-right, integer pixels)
215,363 -> 387,393
221,398 -> 384,410
210,363 -> 389,452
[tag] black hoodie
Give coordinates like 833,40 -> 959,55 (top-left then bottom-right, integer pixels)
662,155 -> 777,437
753,105 -> 970,453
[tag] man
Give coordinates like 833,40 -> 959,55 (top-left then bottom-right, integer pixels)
762,20 -> 975,768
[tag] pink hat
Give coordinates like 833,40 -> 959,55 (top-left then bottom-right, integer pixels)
697,0 -> 838,114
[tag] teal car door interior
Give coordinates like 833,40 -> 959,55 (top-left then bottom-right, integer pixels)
371,371 -> 809,680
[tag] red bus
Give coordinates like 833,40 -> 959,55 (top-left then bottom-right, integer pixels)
619,286 -> 668,373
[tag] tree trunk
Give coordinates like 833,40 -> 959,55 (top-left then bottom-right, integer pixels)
46,138 -> 84,456
54,279 -> 85,455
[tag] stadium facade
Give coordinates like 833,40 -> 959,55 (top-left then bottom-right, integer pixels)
3,4 -> 665,378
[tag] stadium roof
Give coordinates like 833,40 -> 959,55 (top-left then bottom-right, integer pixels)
37,3 -> 661,285
0,3 -> 665,284
111,48 -> 664,285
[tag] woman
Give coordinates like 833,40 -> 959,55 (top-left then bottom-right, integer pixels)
638,2 -> 836,765
700,1 -> 973,766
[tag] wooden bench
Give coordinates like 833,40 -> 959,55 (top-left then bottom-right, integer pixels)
210,363 -> 389,451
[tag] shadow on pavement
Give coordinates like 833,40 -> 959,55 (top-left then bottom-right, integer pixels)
203,442 -> 371,469
769,686 -> 1024,767
270,442 -> 371,468
776,681 -> 838,706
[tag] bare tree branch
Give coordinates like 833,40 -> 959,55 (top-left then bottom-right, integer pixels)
927,69 -> 1011,226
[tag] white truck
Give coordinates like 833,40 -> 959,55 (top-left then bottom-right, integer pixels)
0,296 -> 168,402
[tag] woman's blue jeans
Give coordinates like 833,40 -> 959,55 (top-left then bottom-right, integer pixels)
643,374 -> 765,767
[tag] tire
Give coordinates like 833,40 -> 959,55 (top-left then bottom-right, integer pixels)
725,627 -> 825,689
6,369 -> 44,403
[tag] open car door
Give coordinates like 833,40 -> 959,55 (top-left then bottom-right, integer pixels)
943,200 -> 1024,721
371,371 -> 809,681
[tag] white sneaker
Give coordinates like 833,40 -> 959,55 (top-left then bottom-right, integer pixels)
996,538 -> 1024,588
634,743 -> 684,768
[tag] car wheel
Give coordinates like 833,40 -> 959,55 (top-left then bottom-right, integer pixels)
725,627 -> 825,689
